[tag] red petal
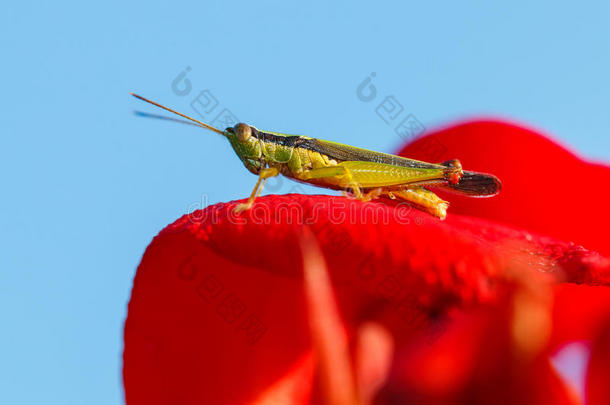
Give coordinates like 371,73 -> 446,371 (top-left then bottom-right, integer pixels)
299,228 -> 359,405
123,195 -> 609,404
377,302 -> 581,405
551,284 -> 610,347
398,120 -> 610,256
550,284 -> 610,404
586,319 -> 610,405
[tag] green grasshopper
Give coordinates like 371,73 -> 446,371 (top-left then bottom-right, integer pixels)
131,93 -> 501,219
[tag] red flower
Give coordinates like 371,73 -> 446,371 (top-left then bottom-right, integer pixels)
399,120 -> 610,257
123,120 -> 610,404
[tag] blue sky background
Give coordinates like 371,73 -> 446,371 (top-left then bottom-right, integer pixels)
1,1 -> 609,404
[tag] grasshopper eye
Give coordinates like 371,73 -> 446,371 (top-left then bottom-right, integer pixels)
234,123 -> 252,142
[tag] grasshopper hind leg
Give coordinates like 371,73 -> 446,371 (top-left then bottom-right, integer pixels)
296,162 -> 449,218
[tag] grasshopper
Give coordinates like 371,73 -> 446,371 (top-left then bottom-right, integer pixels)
131,94 -> 501,219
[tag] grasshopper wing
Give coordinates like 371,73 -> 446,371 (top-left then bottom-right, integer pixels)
302,138 -> 448,170
436,171 -> 501,197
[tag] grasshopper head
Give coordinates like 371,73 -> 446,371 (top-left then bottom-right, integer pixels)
225,123 -> 263,174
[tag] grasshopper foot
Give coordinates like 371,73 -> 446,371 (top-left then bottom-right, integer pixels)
233,202 -> 254,214
360,187 -> 383,202
390,187 -> 449,220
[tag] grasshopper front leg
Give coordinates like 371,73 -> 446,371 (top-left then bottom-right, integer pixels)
234,167 -> 280,213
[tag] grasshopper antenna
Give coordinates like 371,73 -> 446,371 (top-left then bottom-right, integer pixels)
133,111 -> 207,128
130,93 -> 225,135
